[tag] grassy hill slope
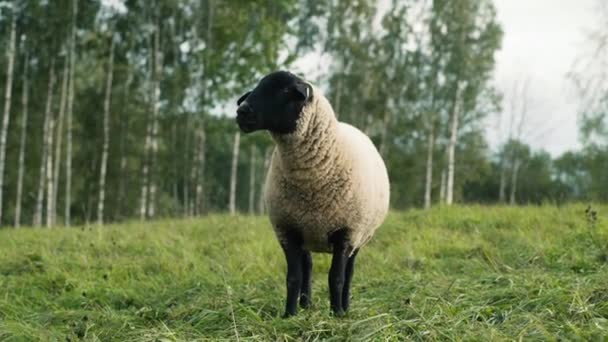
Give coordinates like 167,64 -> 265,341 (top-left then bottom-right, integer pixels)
1,204 -> 607,340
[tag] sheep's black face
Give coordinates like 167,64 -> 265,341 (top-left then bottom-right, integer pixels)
236,71 -> 312,134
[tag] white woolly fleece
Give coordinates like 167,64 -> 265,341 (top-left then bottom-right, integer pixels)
263,86 -> 390,253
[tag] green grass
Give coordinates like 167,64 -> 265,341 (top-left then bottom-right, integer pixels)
1,204 -> 607,341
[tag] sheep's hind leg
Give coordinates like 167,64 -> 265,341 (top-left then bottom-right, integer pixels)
328,229 -> 353,316
300,251 -> 313,309
281,233 -> 304,318
342,248 -> 359,312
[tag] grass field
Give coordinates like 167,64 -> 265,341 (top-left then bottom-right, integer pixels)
1,204 -> 607,341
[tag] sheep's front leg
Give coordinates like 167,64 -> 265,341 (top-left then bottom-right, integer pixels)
300,251 -> 313,309
342,249 -> 359,312
281,235 -> 304,318
328,229 -> 352,316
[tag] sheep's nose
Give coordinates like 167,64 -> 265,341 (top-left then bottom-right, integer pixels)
237,103 -> 253,117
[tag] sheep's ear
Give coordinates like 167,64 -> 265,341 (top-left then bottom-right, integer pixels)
292,82 -> 311,102
237,91 -> 251,106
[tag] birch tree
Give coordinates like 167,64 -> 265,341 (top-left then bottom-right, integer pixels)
65,0 -> 78,226
194,127 -> 206,215
445,81 -> 464,205
0,4 -> 17,225
14,48 -> 28,228
228,131 -> 240,215
97,36 -> 115,225
248,146 -> 256,214
431,0 -> 501,205
45,91 -> 56,228
423,125 -> 435,209
146,10 -> 163,219
51,51 -> 70,226
34,58 -> 56,227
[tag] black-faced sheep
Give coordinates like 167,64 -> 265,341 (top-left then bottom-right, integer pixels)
236,71 -> 390,317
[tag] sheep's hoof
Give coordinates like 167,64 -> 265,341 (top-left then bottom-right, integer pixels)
331,309 -> 345,318
282,311 -> 296,319
300,296 -> 311,309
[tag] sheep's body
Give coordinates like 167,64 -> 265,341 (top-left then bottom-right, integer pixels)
264,87 -> 390,253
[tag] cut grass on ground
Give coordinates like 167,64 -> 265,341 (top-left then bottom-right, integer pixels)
1,204 -> 607,341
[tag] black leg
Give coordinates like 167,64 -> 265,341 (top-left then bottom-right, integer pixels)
342,249 -> 359,312
281,235 -> 303,318
300,251 -> 312,309
328,229 -> 352,316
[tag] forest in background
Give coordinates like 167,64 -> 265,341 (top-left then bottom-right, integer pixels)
0,0 -> 606,227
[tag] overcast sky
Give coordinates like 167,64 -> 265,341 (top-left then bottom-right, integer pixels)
490,0 -> 599,156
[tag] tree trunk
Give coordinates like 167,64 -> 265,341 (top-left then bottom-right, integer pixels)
378,111 -> 391,158
509,158 -> 520,205
65,0 -> 78,226
45,97 -> 55,228
147,15 -> 162,219
0,7 -> 17,225
182,116 -> 190,216
258,147 -> 271,214
498,156 -> 507,203
139,117 -> 152,220
15,51 -> 29,228
171,122 -> 178,213
424,125 -> 435,209
248,146 -> 256,214
51,52 -> 70,226
188,124 -> 198,216
439,167 -> 446,204
35,58 -> 56,227
446,82 -> 463,206
195,127 -> 206,215
117,72 -> 132,217
97,36 -> 115,225
228,131 -> 240,215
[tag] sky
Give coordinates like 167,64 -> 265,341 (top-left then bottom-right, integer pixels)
490,0 -> 599,156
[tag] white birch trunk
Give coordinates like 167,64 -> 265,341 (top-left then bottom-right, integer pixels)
509,158 -> 520,205
228,131 -> 240,215
147,17 -> 162,219
35,59 -> 56,227
188,126 -> 198,216
183,116 -> 190,216
15,51 -> 29,228
439,167 -> 446,204
0,7 -> 17,225
45,93 -> 55,228
51,53 -> 70,226
97,36 -> 115,225
248,146 -> 256,214
195,127 -> 206,215
498,157 -> 507,203
117,73 -> 132,212
423,125 -> 435,209
139,117 -> 151,220
446,82 -> 463,206
65,0 -> 78,226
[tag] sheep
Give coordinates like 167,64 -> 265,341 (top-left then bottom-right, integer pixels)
236,70 -> 390,317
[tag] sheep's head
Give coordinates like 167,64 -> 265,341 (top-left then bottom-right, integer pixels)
236,71 -> 313,134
